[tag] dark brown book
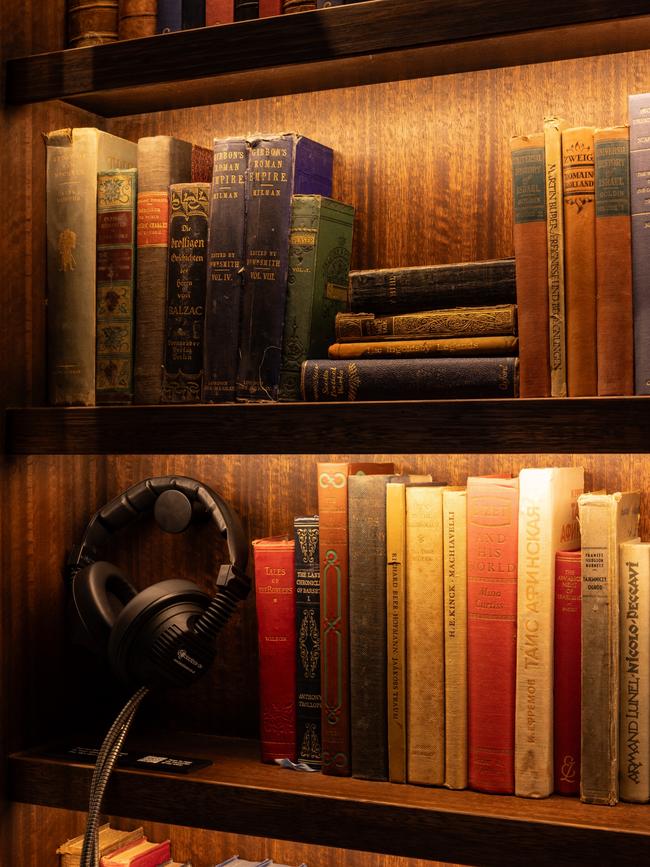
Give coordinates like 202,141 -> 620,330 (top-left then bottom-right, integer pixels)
67,0 -> 119,47
283,0 -> 316,10
118,0 -> 157,38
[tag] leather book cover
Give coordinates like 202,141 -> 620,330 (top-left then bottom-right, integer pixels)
594,126 -> 634,395
203,138 -> 248,401
191,144 -> 213,183
161,183 -> 210,403
317,461 -> 394,776
157,0 -> 182,31
135,136 -> 194,404
554,549 -> 581,796
467,475 -> 518,794
67,0 -> 118,47
253,536 -> 297,763
335,304 -> 517,340
510,132 -> 550,397
206,0 -> 234,23
236,134 -> 333,401
235,0 -> 259,18
118,0 -> 157,38
629,93 -> 650,394
300,357 -> 519,401
259,0 -> 282,14
328,335 -> 518,359
562,126 -> 597,396
294,516 -> 321,768
278,195 -> 354,401
96,168 -> 137,405
349,258 -> 516,315
182,0 -> 206,27
46,128 -> 137,406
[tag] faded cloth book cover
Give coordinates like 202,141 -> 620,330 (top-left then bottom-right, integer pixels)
294,515 -> 321,768
629,93 -> 650,394
554,549 -> 582,795
386,479 -> 407,783
335,304 -> 517,340
253,536 -> 297,763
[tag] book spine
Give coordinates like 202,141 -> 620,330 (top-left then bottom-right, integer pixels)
594,126 -> 634,395
467,476 -> 519,794
300,357 -> 519,401
283,0 -> 317,11
253,538 -> 297,762
406,485 -> 445,786
328,335 -> 519,359
562,126 -> 597,396
95,168 -> 137,405
118,0 -> 157,38
67,0 -> 118,46
335,304 -> 517,340
157,0 -> 183,30
619,542 -> 650,802
443,488 -> 468,790
203,139 -> 248,401
191,144 -> 214,183
348,475 -> 391,781
628,92 -> 650,394
386,480 -> 407,783
259,0 -> 282,14
161,183 -> 210,403
510,133 -> 550,397
349,259 -> 516,316
554,549 -> 582,795
235,0 -> 259,18
294,516 -> 322,769
182,0 -> 206,26
543,116 -> 568,398
279,196 -> 354,401
135,136 -> 193,404
205,0 -> 234,22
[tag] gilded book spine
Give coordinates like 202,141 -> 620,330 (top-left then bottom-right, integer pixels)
96,168 -> 137,405
386,480 -> 407,783
328,335 -> 519,359
335,304 -> 517,340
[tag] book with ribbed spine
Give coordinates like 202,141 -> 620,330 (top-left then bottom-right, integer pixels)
118,0 -> 157,38
278,195 -> 354,401
578,491 -> 641,805
629,93 -> 650,394
554,549 -> 582,795
67,0 -> 118,46
328,335 -> 518,359
96,167 -> 137,405
510,132 -> 550,397
443,487 -> 468,790
294,515 -> 321,769
514,467 -> 584,799
46,127 -> 137,406
335,304 -> 517,340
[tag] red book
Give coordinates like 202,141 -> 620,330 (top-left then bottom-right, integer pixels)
554,548 -> 581,795
253,536 -> 297,763
206,0 -> 234,24
317,461 -> 394,776
259,0 -> 282,14
101,838 -> 171,866
467,475 -> 519,794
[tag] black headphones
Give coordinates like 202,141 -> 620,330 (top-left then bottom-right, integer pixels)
66,476 -> 251,691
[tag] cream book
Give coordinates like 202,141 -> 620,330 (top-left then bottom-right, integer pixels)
57,825 -> 143,866
443,486 -> 468,790
578,491 -> 641,805
514,466 -> 584,798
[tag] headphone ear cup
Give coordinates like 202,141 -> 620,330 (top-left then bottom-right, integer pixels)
70,561 -> 138,655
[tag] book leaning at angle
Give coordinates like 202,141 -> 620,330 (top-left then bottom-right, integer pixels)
57,824 -> 143,866
578,491 -> 641,805
45,127 -> 137,406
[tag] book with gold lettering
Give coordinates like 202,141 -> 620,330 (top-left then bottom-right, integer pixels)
328,335 -> 518,359
386,478 -> 407,783
294,515 -> 321,768
335,304 -> 517,341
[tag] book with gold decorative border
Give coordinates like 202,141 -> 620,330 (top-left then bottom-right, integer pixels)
294,515 -> 321,768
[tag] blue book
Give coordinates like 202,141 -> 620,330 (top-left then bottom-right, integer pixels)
157,0 -> 182,31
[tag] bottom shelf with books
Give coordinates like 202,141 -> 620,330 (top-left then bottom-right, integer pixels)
10,734 -> 650,866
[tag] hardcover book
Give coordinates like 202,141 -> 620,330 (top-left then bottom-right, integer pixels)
157,0 -> 182,30
386,478 -> 407,783
100,837 -> 171,866
294,515 -> 321,768
554,549 -> 581,796
182,0 -> 206,27
235,0 -> 259,18
118,0 -> 157,38
46,127 -> 137,406
259,0 -> 282,14
328,335 -> 519,359
67,0 -> 118,46
253,536 -> 297,763
57,825 -> 143,867
205,0 -> 235,24
335,304 -> 517,340
96,168 -> 137,405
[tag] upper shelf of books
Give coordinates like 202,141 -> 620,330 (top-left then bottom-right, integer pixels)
6,0 -> 650,117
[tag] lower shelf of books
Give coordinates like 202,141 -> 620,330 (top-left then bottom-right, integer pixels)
10,733 -> 650,866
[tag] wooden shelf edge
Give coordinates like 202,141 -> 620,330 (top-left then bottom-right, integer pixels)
9,736 -> 650,865
4,397 -> 650,455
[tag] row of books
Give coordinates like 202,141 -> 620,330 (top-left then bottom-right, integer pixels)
511,91 -> 650,398
45,128 -> 352,406
255,461 -> 649,805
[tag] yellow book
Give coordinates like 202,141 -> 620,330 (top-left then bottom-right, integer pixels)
57,825 -> 143,867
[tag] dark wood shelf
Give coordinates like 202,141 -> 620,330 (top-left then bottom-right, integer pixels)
9,734 -> 650,865
6,0 -> 650,116
4,397 -> 650,455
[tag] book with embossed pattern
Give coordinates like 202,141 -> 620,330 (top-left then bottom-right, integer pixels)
335,304 -> 517,341
294,515 -> 321,768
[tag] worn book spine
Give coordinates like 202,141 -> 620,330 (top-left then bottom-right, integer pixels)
544,116 -> 569,397
283,0 -> 316,10
118,0 -> 157,37
96,168 -> 137,405
443,487 -> 468,790
335,304 -> 517,340
157,0 -> 183,30
203,138 -> 248,401
46,128 -> 137,406
514,467 -> 584,799
554,549 -> 582,796
594,126 -> 634,396
253,537 -> 297,763
182,0 -> 206,26
579,491 -> 641,805
205,0 -> 234,22
348,475 -> 393,781
627,93 -> 650,394
619,541 -> 650,803
467,475 -> 519,794
161,183 -> 210,403
67,0 -> 119,46
235,0 -> 259,17
259,0 -> 282,14
328,335 -> 519,359
349,258 -> 516,315
386,480 -> 407,783
562,126 -> 597,396
301,357 -> 519,401
237,134 -> 333,401
294,516 -> 321,769
406,484 -> 445,786
510,133 -> 550,397
278,195 -> 354,401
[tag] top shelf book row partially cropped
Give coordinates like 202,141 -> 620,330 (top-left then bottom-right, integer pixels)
6,0 -> 650,117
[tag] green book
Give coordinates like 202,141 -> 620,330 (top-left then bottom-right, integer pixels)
278,195 -> 354,401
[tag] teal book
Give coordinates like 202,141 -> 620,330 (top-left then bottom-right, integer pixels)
279,196 -> 354,401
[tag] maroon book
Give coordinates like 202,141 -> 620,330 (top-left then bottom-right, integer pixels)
554,549 -> 581,795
